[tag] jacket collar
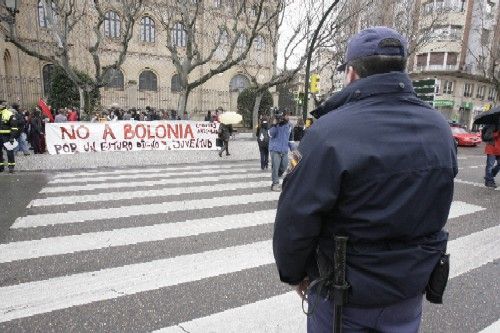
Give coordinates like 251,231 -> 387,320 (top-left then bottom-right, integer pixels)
311,72 -> 416,119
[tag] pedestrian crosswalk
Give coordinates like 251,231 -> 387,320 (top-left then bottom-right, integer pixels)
0,160 -> 498,332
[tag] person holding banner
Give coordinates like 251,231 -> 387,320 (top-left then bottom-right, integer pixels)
30,110 -> 44,154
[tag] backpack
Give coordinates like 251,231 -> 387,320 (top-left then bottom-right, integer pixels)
257,127 -> 269,147
481,125 -> 495,144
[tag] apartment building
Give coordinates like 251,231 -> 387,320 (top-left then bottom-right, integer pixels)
309,0 -> 498,129
411,0 -> 499,128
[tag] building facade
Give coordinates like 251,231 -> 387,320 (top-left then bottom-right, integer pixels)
411,0 -> 499,128
310,0 -> 498,129
0,0 -> 276,118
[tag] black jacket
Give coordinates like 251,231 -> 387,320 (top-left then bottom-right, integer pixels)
273,72 -> 457,307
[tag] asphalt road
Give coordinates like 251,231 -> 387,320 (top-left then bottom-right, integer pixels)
0,146 -> 498,333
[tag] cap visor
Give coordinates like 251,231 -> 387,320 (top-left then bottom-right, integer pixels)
337,63 -> 346,72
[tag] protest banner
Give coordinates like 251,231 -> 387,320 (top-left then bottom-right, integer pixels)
45,121 -> 220,155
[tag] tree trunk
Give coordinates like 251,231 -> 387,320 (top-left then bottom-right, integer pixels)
78,87 -> 86,114
178,90 -> 190,116
252,92 -> 263,137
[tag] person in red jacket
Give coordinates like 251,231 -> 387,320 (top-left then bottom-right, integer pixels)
484,119 -> 500,188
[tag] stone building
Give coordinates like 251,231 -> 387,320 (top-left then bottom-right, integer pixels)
0,0 -> 276,118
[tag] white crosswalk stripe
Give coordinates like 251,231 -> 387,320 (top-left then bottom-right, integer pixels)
48,164 -> 258,184
1,160 -> 498,332
52,162 -> 257,180
14,192 -> 279,228
28,179 -> 270,207
41,168 -> 264,193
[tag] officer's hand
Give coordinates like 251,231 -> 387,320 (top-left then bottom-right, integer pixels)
295,278 -> 310,301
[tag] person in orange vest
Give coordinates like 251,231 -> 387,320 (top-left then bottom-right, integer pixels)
0,100 -> 19,173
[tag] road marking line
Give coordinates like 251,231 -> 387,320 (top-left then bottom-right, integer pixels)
155,225 -> 500,333
1,225 -> 498,324
455,179 -> 500,191
448,201 -> 485,219
49,163 -> 258,184
478,319 -> 500,333
0,240 -> 275,323
13,192 -> 280,229
29,179 -> 270,207
52,162 -> 256,179
41,170 -> 267,193
7,200 -> 482,261
154,292 -> 306,333
448,225 -> 500,279
0,210 -> 276,263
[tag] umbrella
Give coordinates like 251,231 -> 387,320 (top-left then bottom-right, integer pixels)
219,111 -> 243,125
473,106 -> 500,125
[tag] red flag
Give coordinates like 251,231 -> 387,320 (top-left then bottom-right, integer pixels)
38,98 -> 54,122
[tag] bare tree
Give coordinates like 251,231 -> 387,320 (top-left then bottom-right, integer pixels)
463,0 -> 499,98
309,0 -> 454,98
149,0 -> 281,115
240,0 -> 349,128
0,0 -> 143,112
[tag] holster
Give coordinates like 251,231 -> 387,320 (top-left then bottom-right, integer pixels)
425,253 -> 450,304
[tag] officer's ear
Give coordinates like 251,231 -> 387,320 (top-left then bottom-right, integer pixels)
344,66 -> 360,86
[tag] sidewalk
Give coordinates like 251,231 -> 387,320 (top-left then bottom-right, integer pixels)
14,135 -> 259,172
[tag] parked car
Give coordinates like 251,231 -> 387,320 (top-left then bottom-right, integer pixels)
450,126 -> 482,146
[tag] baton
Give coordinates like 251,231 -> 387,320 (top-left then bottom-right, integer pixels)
333,236 -> 349,333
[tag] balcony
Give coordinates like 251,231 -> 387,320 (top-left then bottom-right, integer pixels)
417,64 -> 459,72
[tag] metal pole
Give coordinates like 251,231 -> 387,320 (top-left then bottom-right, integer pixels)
333,236 -> 348,333
302,0 -> 340,120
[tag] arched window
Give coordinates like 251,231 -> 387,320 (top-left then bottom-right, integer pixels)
42,64 -> 55,96
104,68 -> 124,90
254,35 -> 265,51
105,11 -> 121,38
229,74 -> 250,92
38,1 -> 47,27
236,33 -> 247,49
139,70 -> 157,91
215,29 -> 229,60
38,1 -> 56,28
171,22 -> 187,47
171,74 -> 182,93
140,16 -> 155,43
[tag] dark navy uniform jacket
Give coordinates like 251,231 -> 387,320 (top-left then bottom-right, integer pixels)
273,72 -> 458,307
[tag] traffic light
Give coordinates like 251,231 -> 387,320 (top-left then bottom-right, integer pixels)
412,79 -> 435,105
310,74 -> 320,94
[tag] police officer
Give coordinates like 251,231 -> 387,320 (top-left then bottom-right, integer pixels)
273,27 -> 457,333
0,100 -> 19,173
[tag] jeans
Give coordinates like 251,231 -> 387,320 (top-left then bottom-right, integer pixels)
271,151 -> 288,184
219,140 -> 229,155
14,132 -> 29,154
307,292 -> 423,333
259,146 -> 269,169
485,154 -> 500,182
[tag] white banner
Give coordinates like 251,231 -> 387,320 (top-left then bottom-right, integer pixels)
45,121 -> 219,155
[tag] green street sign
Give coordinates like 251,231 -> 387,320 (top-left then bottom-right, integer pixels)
412,79 -> 436,105
433,100 -> 454,107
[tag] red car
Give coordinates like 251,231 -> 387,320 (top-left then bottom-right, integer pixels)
451,127 -> 482,146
